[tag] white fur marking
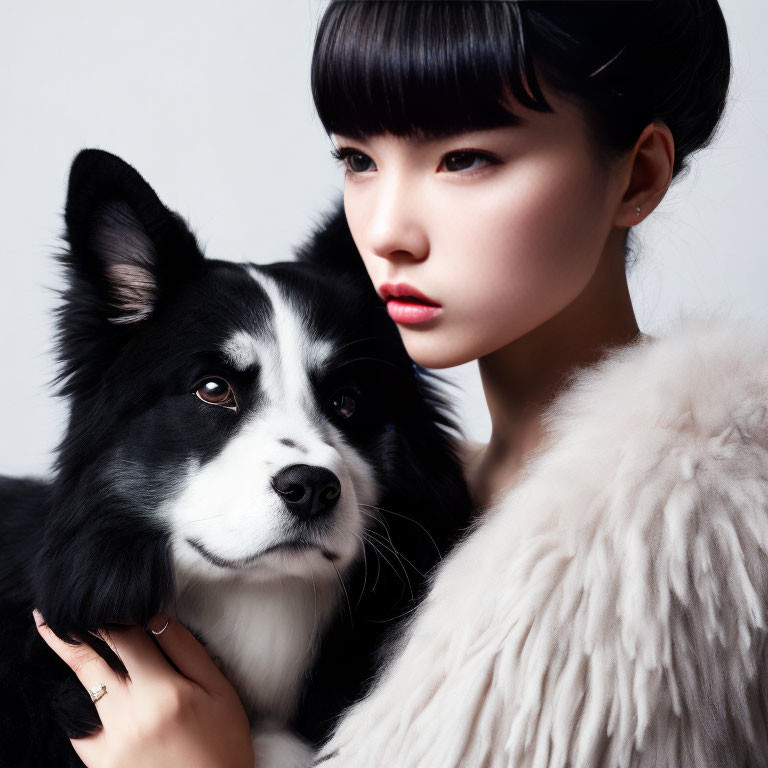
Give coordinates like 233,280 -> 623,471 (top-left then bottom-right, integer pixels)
161,271 -> 378,728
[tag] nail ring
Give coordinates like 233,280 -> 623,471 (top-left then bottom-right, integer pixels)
150,619 -> 170,636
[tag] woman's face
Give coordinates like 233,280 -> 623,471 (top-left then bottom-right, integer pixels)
333,88 -> 630,369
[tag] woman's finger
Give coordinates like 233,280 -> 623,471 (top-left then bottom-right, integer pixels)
33,609 -> 123,714
98,622 -> 184,687
145,614 -> 231,695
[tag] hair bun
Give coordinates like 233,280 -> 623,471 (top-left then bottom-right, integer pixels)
650,0 -> 732,177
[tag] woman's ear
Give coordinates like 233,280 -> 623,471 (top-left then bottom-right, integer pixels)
56,149 -> 206,394
614,121 -> 675,226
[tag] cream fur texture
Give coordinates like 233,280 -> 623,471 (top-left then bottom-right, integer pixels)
315,314 -> 768,768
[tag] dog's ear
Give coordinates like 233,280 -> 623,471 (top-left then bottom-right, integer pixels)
294,195 -> 373,286
63,148 -> 204,324
56,149 -> 205,393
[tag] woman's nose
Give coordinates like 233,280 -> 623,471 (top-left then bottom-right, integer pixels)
366,176 -> 429,263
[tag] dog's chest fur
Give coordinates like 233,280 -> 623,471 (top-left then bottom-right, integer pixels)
174,573 -> 340,723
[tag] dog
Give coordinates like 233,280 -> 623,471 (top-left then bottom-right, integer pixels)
0,149 -> 471,766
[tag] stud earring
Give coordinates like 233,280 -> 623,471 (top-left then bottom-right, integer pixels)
635,205 -> 641,217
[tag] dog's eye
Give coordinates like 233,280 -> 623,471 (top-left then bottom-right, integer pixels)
195,378 -> 238,412
331,390 -> 357,419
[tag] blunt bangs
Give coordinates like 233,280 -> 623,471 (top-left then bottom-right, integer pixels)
311,0 -> 553,140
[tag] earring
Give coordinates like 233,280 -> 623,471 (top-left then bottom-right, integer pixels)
635,205 -> 641,218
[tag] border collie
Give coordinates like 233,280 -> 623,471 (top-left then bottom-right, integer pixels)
0,150 -> 471,767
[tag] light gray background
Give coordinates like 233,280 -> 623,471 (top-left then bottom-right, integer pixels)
1,0 -> 765,476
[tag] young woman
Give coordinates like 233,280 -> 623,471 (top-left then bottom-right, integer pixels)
37,2 -> 766,766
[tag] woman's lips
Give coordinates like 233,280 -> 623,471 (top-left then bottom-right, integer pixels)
378,282 -> 442,325
386,300 -> 442,325
378,282 -> 440,305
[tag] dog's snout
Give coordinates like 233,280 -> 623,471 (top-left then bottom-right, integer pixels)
271,464 -> 341,521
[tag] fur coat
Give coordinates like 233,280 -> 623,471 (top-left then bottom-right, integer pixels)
314,314 -> 768,768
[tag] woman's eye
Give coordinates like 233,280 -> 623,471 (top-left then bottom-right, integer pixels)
330,146 -> 496,175
195,378 -> 238,412
330,147 -> 375,173
331,390 -> 357,419
439,151 -> 496,173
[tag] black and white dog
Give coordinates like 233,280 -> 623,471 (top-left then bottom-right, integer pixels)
0,150 -> 471,766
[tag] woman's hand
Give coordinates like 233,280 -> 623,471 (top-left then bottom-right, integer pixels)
33,609 -> 255,768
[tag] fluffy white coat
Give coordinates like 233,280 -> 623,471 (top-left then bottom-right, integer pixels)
315,314 -> 768,768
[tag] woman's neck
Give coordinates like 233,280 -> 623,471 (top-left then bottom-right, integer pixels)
470,230 -> 641,511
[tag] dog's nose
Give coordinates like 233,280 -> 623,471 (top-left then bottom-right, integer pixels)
271,464 -> 341,521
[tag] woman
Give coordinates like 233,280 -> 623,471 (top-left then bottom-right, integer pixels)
37,1 -> 762,766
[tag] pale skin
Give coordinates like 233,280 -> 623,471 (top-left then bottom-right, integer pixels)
34,80 -> 675,766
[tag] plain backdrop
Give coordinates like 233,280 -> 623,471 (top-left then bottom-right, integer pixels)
1,0 -> 766,476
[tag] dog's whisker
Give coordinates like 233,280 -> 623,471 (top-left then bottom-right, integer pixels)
359,503 -> 442,559
352,532 -> 369,610
358,507 -> 399,557
360,530 -> 409,597
177,514 -> 226,525
358,507 -> 422,582
330,561 -> 353,630
357,507 -> 382,529
364,529 -> 416,598
365,602 -> 421,625
310,573 -> 319,655
366,528 -> 424,583
361,531 -> 384,593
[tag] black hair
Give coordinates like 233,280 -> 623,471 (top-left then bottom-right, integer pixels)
311,0 -> 732,182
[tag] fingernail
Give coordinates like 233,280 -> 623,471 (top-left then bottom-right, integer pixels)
32,608 -> 45,628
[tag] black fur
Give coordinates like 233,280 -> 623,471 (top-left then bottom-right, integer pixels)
0,150 -> 471,765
